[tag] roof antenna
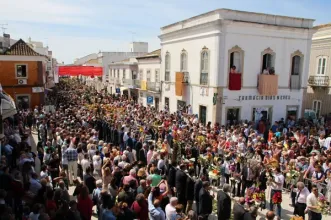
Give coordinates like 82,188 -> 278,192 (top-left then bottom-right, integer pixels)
0,23 -> 8,34
129,31 -> 136,42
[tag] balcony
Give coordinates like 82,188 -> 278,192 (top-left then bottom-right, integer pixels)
133,79 -> 141,89
290,75 -> 300,90
308,76 -> 329,87
146,81 -> 161,92
122,78 -> 133,86
258,74 -> 278,96
229,73 -> 242,90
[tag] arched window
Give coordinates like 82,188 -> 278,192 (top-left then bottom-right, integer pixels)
180,50 -> 187,72
165,52 -> 170,81
230,51 -> 241,72
200,48 -> 209,85
291,55 -> 301,75
261,48 -> 275,73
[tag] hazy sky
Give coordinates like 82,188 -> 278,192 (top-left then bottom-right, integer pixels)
1,0 -> 330,64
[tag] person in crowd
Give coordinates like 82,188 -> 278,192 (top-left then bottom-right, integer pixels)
77,185 -> 93,220
217,184 -> 232,220
292,182 -> 310,219
198,181 -> 213,220
306,185 -> 323,220
233,197 -> 246,220
269,167 -> 285,219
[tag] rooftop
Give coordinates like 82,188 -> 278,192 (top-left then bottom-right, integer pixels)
136,49 -> 161,59
4,39 -> 44,56
161,8 -> 315,34
314,23 -> 331,30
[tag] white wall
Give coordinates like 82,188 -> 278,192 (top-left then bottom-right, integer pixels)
130,42 -> 148,53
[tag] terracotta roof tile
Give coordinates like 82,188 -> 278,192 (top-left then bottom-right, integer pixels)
5,39 -> 43,56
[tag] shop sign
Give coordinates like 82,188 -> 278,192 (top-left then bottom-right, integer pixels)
116,88 -> 120,94
32,87 -> 44,93
238,95 -> 290,101
147,96 -> 153,104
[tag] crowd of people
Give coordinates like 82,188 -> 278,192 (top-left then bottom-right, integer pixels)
0,77 -> 331,220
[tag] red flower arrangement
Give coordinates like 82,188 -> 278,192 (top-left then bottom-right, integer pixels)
272,192 -> 282,204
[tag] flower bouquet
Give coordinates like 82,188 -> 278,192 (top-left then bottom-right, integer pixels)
208,164 -> 220,180
290,216 -> 303,220
317,195 -> 328,215
272,191 -> 282,204
286,170 -> 300,185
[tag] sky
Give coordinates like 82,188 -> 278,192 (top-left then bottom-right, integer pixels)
1,0 -> 331,64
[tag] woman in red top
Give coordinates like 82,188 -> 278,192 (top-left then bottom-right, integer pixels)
77,185 -> 93,220
131,193 -> 148,220
45,190 -> 57,219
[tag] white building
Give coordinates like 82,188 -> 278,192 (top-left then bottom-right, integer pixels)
136,49 -> 161,110
159,9 -> 315,125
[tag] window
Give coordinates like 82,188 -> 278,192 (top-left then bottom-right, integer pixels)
16,95 -> 30,109
16,64 -> 27,78
165,52 -> 170,81
139,69 -> 143,80
230,51 -> 241,72
164,97 -> 169,109
123,69 -> 126,79
291,55 -> 301,75
180,50 -> 187,72
313,100 -> 322,117
262,53 -> 274,71
317,56 -> 327,75
200,50 -> 209,85
155,69 -> 160,82
146,69 -> 151,82
117,69 -> 120,78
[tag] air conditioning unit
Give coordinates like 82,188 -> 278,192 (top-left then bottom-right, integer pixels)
183,72 -> 189,83
18,79 -> 27,85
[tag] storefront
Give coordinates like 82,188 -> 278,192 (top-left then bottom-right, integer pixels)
221,91 -> 302,125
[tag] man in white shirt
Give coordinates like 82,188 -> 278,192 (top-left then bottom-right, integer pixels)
293,182 -> 310,219
306,185 -> 322,220
165,197 -> 177,220
269,167 -> 285,219
81,154 -> 90,175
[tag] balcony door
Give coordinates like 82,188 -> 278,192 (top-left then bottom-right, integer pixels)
312,100 -> 322,117
199,105 -> 207,125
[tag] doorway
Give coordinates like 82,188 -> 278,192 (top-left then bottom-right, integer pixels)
226,107 -> 240,125
286,106 -> 298,121
252,107 -> 272,124
177,100 -> 186,111
155,97 -> 159,111
199,105 -> 207,125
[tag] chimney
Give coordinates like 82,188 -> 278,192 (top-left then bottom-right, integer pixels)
3,33 -> 10,49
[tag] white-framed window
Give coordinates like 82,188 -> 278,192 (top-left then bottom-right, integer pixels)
16,64 -> 28,78
200,49 -> 209,85
16,94 -> 30,109
123,69 -> 126,79
230,51 -> 242,72
155,69 -> 160,82
312,100 -> 322,117
146,69 -> 151,82
317,56 -> 327,75
180,50 -> 187,72
291,55 -> 301,75
139,69 -> 143,80
165,52 -> 170,81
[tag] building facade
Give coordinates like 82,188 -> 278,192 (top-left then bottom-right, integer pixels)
159,9 -> 315,125
0,39 -> 47,109
136,49 -> 161,110
302,24 -> 331,117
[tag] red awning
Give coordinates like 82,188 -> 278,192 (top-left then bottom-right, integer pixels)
58,66 -> 103,76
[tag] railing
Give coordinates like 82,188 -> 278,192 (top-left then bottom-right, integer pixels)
122,78 -> 133,86
146,81 -> 161,92
308,75 -> 329,87
229,73 -> 242,90
133,79 -> 141,88
258,74 -> 278,95
290,75 -> 300,90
